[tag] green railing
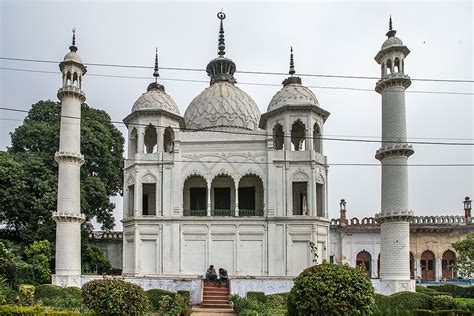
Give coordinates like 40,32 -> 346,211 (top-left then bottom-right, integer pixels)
211,209 -> 234,216
239,209 -> 264,217
183,209 -> 207,216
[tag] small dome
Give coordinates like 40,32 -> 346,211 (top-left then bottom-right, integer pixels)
63,51 -> 82,64
132,84 -> 180,115
184,81 -> 260,130
381,36 -> 403,50
267,82 -> 319,112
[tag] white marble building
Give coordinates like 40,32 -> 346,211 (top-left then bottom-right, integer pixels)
121,13 -> 330,279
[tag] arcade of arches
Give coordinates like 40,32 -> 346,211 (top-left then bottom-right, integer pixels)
353,249 -> 457,280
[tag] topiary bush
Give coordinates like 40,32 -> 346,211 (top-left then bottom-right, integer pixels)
19,284 -> 35,306
287,262 -> 375,315
428,285 -> 474,298
82,279 -> 149,314
35,284 -> 64,305
386,291 -> 433,311
146,288 -> 176,312
417,286 -> 438,294
432,295 -> 458,310
413,309 -> 473,315
158,293 -> 187,315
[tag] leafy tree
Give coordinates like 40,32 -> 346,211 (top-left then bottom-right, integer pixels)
1,100 -> 124,242
452,232 -> 474,278
23,240 -> 53,285
82,245 -> 111,274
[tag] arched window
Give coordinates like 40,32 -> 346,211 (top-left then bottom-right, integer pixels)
66,71 -> 72,85
394,58 -> 400,73
291,119 -> 305,151
129,128 -> 138,157
386,59 -> 392,74
273,123 -> 284,150
163,127 -> 174,153
421,250 -> 436,280
356,251 -> 372,277
73,72 -> 78,87
144,125 -> 157,153
313,123 -> 322,153
442,250 -> 456,279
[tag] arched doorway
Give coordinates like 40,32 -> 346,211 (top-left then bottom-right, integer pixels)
238,175 -> 264,216
442,250 -> 456,280
356,251 -> 371,277
183,175 -> 207,216
421,250 -> 436,280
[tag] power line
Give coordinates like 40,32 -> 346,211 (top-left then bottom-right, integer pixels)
1,56 -> 473,83
1,66 -> 473,96
1,106 -> 473,146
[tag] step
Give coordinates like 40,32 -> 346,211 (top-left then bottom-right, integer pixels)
203,294 -> 229,299
203,290 -> 230,294
203,299 -> 230,304
201,304 -> 233,309
191,306 -> 236,315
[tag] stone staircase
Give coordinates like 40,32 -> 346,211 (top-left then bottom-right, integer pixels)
195,281 -> 234,314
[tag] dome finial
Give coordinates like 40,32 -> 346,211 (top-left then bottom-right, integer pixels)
69,28 -> 78,52
217,11 -> 226,57
289,46 -> 295,76
153,47 -> 159,82
386,15 -> 397,38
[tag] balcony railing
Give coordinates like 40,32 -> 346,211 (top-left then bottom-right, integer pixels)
183,209 -> 207,217
211,209 -> 234,216
239,209 -> 264,217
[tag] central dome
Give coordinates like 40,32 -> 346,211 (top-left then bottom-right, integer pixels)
184,81 -> 260,130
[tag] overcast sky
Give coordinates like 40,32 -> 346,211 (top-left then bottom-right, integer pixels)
1,1 -> 472,230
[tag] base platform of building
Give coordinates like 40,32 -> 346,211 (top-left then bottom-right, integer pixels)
372,279 -> 416,295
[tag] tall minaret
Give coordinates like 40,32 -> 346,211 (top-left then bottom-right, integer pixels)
374,17 -> 415,294
52,29 -> 87,287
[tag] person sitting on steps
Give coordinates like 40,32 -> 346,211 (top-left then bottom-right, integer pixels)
205,265 -> 217,283
218,267 -> 228,287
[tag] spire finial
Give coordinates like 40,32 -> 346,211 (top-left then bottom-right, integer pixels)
386,15 -> 397,38
69,28 -> 77,52
153,47 -> 159,82
289,46 -> 295,76
217,11 -> 226,57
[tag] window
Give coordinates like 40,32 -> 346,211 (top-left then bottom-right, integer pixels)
190,188 -> 206,210
164,127 -> 174,152
316,183 -> 324,216
239,187 -> 255,210
144,125 -> 157,153
292,182 -> 308,215
273,123 -> 284,150
142,183 -> 156,215
214,188 -> 231,209
291,120 -> 306,151
128,184 -> 134,217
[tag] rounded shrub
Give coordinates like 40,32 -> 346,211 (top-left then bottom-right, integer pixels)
82,279 -> 149,314
387,291 -> 432,310
35,284 -> 63,303
146,288 -> 176,312
431,295 -> 458,310
287,262 -> 375,315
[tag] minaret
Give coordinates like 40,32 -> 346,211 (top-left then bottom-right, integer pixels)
374,17 -> 415,294
52,29 -> 87,287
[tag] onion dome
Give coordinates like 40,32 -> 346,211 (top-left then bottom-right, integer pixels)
375,16 -> 410,63
184,11 -> 260,130
131,48 -> 180,115
267,47 -> 320,112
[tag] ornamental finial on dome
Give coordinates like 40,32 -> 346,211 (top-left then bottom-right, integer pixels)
282,46 -> 301,86
218,11 -> 226,57
206,11 -> 236,85
386,15 -> 397,38
147,47 -> 165,92
153,47 -> 159,82
289,46 -> 295,76
69,28 -> 77,52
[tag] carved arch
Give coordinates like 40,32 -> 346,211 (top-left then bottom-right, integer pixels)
291,171 -> 309,182
142,172 -> 157,183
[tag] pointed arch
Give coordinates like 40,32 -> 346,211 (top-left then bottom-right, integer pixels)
273,123 -> 284,150
421,250 -> 436,280
442,250 -> 456,279
386,59 -> 393,74
356,250 -> 372,276
291,119 -> 306,151
164,126 -> 174,153
394,58 -> 400,73
144,124 -> 157,153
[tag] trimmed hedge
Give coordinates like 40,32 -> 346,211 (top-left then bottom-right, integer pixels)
413,309 -> 473,315
387,291 -> 433,310
35,284 -> 63,302
432,295 -> 458,310
177,290 -> 191,304
82,279 -> 149,314
247,291 -> 265,303
427,285 -> 474,298
146,288 -> 176,312
417,286 -> 439,294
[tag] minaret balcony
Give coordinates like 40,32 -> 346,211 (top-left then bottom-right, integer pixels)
57,86 -> 86,102
375,210 -> 414,223
375,143 -> 414,161
375,73 -> 411,93
55,151 -> 85,165
52,211 -> 86,223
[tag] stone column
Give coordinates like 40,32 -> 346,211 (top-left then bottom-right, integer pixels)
207,180 -> 212,216
234,182 -> 239,217
137,126 -> 145,155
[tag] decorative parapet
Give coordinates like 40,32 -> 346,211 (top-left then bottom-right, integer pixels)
375,144 -> 414,161
375,73 -> 411,93
57,86 -> 86,102
88,231 -> 123,240
55,151 -> 85,166
331,214 -> 468,228
52,212 -> 85,223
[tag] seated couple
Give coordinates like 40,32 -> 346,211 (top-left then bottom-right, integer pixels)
205,265 -> 228,287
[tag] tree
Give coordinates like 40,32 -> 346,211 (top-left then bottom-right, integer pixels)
452,232 -> 474,278
23,240 -> 53,285
287,262 -> 375,315
1,100 -> 124,242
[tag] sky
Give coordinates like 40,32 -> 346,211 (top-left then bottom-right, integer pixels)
0,0 -> 473,231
